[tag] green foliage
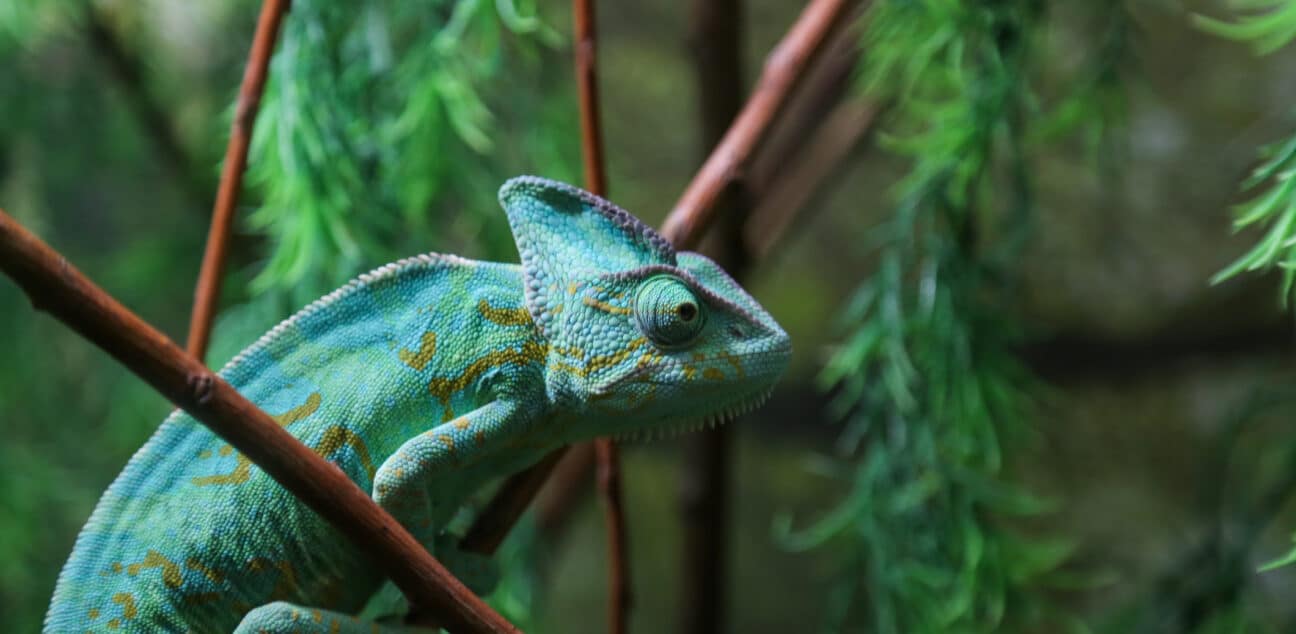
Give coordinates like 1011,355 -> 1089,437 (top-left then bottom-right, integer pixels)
1195,1 -> 1296,55
777,2 -> 1130,632
245,0 -> 566,300
1200,1 -> 1296,302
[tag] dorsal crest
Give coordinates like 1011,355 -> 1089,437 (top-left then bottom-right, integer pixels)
500,176 -> 676,337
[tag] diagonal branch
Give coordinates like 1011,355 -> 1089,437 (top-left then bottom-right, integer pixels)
661,0 -> 854,248
0,210 -> 517,634
186,0 -> 287,363
571,0 -> 632,630
460,0 -> 854,568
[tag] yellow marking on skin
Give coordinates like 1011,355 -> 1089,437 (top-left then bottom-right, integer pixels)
312,609 -> 324,623
107,618 -> 120,629
583,338 -> 647,374
453,417 -> 470,430
314,426 -> 377,480
477,299 -> 532,326
198,393 -> 321,485
111,593 -> 135,617
271,392 -> 322,426
248,558 -> 298,600
683,365 -> 698,380
399,331 -> 438,371
186,558 -> 225,583
438,434 -> 456,457
331,619 -> 342,634
718,351 -> 746,378
551,303 -> 564,315
197,449 -> 212,459
554,344 -> 585,359
703,368 -> 725,380
427,341 -> 549,420
583,296 -> 631,315
110,563 -> 122,573
88,608 -> 99,620
475,429 -> 486,447
192,454 -> 251,486
125,551 -> 182,588
567,282 -> 578,295
551,361 -> 584,376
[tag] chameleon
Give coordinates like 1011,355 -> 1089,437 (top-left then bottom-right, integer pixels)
42,176 -> 791,633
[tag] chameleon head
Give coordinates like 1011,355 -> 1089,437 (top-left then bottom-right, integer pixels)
501,176 -> 791,441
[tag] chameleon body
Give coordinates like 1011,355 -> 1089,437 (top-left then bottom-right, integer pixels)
44,176 -> 790,633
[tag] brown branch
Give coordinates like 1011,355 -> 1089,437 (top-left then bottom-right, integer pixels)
460,0 -> 856,573
83,5 -> 211,212
0,210 -> 517,633
573,1 -> 631,631
534,443 -> 598,536
186,0 -> 287,363
677,0 -> 747,631
661,0 -> 854,248
574,0 -> 608,198
745,99 -> 881,259
594,438 -> 630,634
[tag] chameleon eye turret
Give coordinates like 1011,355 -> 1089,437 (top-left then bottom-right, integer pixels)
45,176 -> 790,632
633,275 -> 707,348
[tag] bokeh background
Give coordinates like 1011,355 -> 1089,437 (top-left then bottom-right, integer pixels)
5,0 -> 1296,632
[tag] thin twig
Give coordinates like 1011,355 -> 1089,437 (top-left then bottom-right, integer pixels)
0,210 -> 517,633
186,0 -> 288,362
678,0 -> 746,631
572,1 -> 631,630
744,100 -> 881,259
461,0 -> 856,566
661,0 -> 853,248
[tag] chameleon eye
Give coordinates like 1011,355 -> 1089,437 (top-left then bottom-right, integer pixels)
634,276 -> 707,348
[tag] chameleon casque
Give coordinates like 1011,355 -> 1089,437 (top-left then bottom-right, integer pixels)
43,176 -> 791,633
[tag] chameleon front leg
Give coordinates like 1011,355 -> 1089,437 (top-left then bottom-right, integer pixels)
234,601 -> 434,633
237,401 -> 534,632
374,399 -> 534,593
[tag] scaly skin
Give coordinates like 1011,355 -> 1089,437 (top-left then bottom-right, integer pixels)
44,176 -> 791,633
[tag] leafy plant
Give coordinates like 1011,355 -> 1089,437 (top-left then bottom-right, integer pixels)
1198,1 -> 1296,302
778,2 -> 1129,631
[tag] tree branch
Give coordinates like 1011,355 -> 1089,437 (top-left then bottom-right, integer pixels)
0,210 -> 518,633
677,0 -> 748,631
186,0 -> 287,362
573,0 -> 632,628
460,0 -> 856,569
661,0 -> 854,248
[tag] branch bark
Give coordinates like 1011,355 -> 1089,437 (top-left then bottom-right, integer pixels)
0,210 -> 517,633
574,1 -> 631,630
186,0 -> 288,362
461,0 -> 856,570
661,0 -> 854,248
678,0 -> 747,631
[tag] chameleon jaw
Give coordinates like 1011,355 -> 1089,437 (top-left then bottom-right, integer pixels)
610,388 -> 775,443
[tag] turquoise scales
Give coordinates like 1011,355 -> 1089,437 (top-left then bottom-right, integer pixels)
45,176 -> 791,633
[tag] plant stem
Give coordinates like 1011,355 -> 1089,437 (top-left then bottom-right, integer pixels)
0,209 -> 518,634
186,0 -> 288,362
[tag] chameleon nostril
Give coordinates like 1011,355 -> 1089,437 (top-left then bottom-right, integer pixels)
727,325 -> 745,339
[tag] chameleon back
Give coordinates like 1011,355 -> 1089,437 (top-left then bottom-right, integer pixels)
44,254 -> 541,633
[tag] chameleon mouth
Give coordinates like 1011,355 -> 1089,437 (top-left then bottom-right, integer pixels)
611,388 -> 774,443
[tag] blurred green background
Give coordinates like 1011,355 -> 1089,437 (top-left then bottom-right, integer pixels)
5,0 -> 1296,632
